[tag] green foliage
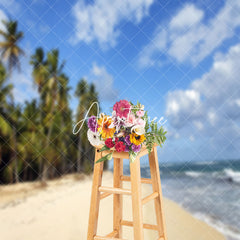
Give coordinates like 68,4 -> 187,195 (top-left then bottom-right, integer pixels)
99,145 -> 110,152
83,160 -> 93,174
0,23 -> 101,183
130,100 -> 143,115
96,152 -> 113,164
0,20 -> 24,73
145,118 -> 167,154
129,151 -> 138,163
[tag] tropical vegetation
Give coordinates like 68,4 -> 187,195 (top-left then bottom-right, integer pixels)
0,19 -> 102,184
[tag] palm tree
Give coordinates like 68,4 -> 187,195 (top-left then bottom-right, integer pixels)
57,73 -> 72,174
18,100 -> 42,181
30,47 -> 48,94
0,62 -> 13,137
0,20 -> 24,183
0,20 -> 24,74
30,48 -> 67,182
75,79 -> 89,172
30,47 -> 48,181
0,62 -> 13,182
42,49 -> 66,180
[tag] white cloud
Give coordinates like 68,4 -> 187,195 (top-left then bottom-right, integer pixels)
189,135 -> 195,142
169,4 -> 203,30
165,43 -> 240,155
0,9 -> 7,36
0,8 -> 7,21
71,0 -> 154,47
193,121 -> 204,131
91,63 -> 118,101
0,0 -> 21,15
139,0 -> 240,67
166,89 -> 202,128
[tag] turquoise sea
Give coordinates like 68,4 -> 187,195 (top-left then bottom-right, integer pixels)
118,159 -> 240,240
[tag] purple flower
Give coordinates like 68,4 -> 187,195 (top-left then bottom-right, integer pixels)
125,135 -> 131,146
88,116 -> 98,132
124,145 -> 130,152
131,144 -> 141,152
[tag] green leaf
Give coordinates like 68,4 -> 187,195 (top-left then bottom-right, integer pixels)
129,151 -> 138,163
98,145 -> 110,152
95,152 -> 113,164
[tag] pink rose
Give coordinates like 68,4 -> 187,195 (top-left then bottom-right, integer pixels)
136,110 -> 144,117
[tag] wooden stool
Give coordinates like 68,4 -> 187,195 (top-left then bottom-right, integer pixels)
87,145 -> 168,240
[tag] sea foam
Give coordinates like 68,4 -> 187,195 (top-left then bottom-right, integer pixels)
223,169 -> 240,183
193,212 -> 240,240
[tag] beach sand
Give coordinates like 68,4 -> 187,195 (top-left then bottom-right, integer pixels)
0,171 -> 225,240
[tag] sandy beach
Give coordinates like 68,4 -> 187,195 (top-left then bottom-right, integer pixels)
0,171 -> 225,240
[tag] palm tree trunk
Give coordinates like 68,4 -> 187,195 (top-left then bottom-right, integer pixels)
12,125 -> 19,183
23,163 -> 28,181
41,77 -> 57,182
38,106 -> 44,181
77,133 -> 81,172
42,85 -> 57,182
0,145 -> 2,165
60,117 -> 67,175
42,123 -> 53,182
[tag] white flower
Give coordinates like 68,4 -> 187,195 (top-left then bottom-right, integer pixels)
131,125 -> 145,135
87,129 -> 104,146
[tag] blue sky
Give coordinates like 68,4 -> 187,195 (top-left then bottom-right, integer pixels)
0,0 -> 240,162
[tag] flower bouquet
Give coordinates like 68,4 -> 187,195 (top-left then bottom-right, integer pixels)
87,100 -> 167,163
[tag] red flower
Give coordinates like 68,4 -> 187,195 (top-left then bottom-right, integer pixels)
115,141 -> 125,152
105,138 -> 115,148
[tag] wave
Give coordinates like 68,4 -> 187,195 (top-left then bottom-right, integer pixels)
223,168 -> 240,183
193,212 -> 240,240
185,171 -> 203,178
182,168 -> 240,184
194,161 -> 215,166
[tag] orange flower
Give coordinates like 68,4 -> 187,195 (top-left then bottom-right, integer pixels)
97,115 -> 115,139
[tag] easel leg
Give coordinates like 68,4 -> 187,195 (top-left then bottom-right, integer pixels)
113,158 -> 123,237
149,147 -> 168,240
87,150 -> 104,240
130,156 -> 144,240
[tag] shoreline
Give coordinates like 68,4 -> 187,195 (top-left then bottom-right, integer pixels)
0,172 -> 226,240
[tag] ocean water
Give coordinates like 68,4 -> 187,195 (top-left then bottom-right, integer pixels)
120,159 -> 240,240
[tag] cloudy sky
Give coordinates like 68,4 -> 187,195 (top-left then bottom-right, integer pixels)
0,0 -> 239,162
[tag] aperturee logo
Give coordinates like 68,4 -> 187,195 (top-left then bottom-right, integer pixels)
73,100 -> 167,163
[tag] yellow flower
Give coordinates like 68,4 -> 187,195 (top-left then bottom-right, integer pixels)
129,132 -> 146,145
97,115 -> 115,139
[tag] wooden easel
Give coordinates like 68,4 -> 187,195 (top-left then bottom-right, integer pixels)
87,144 -> 168,240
